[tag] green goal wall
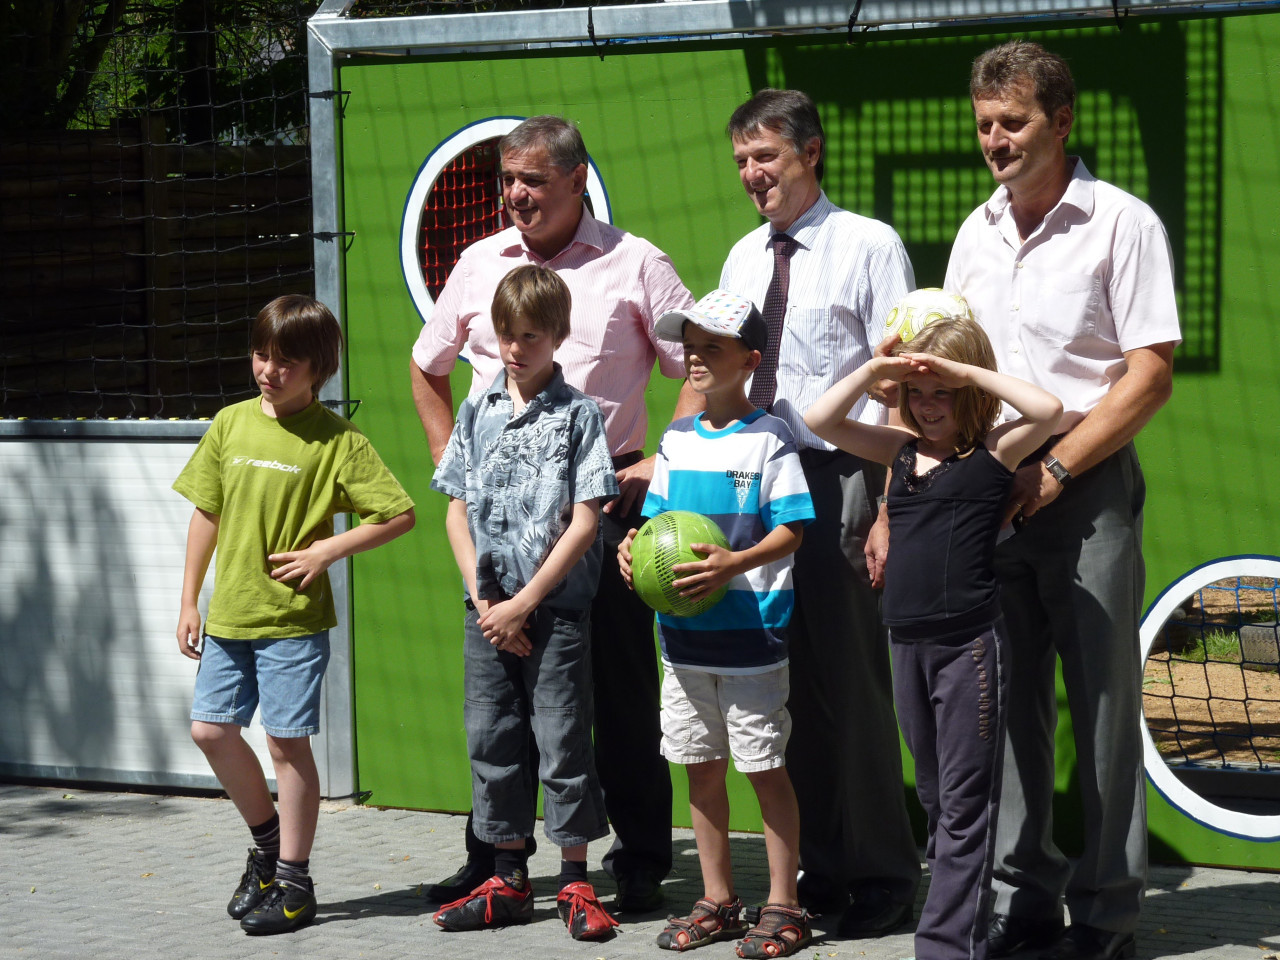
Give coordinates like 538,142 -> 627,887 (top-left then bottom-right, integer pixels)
338,14 -> 1280,868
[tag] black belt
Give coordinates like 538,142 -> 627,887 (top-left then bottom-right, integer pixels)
612,450 -> 643,470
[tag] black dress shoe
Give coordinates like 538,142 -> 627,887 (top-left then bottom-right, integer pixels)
1039,924 -> 1136,960
796,872 -> 851,915
614,872 -> 665,913
989,912 -> 1065,958
424,856 -> 495,903
835,886 -> 912,938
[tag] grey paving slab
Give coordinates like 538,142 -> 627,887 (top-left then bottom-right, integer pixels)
1,784 -> 1278,959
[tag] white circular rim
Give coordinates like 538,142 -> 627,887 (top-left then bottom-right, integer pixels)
1140,554 -> 1280,840
399,116 -> 613,324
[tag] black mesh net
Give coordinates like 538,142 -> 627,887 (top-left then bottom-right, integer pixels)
0,1 -> 318,420
1145,577 -> 1280,772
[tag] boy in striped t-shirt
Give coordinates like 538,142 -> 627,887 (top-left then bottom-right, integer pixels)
618,290 -> 815,958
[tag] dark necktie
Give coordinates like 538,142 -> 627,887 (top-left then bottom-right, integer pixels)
747,233 -> 796,410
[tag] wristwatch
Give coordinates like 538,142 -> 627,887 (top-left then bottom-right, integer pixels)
1042,454 -> 1071,487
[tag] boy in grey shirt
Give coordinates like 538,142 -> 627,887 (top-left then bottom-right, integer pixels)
430,264 -> 621,942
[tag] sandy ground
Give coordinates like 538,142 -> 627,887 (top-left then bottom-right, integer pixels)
1144,576 -> 1280,767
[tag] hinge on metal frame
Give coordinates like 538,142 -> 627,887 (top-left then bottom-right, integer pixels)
315,230 -> 357,252
847,0 -> 868,44
1111,0 -> 1129,30
587,7 -> 610,61
310,88 -> 352,119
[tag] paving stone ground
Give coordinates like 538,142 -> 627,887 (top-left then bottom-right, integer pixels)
1,784 -> 1279,960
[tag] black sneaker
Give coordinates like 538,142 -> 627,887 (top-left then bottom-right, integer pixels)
424,855 -> 495,903
239,878 -> 317,935
433,874 -> 535,931
227,848 -> 275,920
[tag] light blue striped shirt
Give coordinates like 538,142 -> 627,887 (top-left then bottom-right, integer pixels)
720,191 -> 915,450
643,410 -> 815,673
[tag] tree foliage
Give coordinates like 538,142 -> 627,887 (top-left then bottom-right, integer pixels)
0,1 -> 316,139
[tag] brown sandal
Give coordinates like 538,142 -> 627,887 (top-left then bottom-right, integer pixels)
656,897 -> 746,951
735,903 -> 813,959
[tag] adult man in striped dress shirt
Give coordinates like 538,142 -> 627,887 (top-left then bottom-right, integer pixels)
719,88 -> 921,938
410,115 -> 699,913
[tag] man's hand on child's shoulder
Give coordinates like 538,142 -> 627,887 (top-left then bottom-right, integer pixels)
608,459 -> 654,516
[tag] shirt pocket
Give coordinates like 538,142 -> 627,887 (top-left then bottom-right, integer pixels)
778,307 -> 835,379
1021,269 -> 1102,346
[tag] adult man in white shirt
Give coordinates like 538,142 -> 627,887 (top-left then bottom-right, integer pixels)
945,42 -> 1179,960
411,115 -> 699,913
720,88 -> 921,938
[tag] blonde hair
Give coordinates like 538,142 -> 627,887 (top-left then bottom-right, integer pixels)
491,264 -> 572,343
894,316 -> 1002,451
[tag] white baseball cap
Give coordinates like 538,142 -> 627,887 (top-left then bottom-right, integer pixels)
655,289 -> 767,353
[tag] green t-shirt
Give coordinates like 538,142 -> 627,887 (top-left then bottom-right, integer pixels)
173,397 -> 414,639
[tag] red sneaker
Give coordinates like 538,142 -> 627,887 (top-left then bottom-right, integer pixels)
557,881 -> 621,941
433,874 -> 534,931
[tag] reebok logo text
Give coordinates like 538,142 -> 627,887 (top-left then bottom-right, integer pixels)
232,457 -> 302,474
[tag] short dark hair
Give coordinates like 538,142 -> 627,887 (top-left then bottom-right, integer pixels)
727,88 -> 825,182
498,115 -> 589,173
970,41 -> 1076,120
491,264 -> 572,344
250,295 -> 342,391
893,316 -> 1002,451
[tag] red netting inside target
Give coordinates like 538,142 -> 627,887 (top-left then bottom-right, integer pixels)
419,139 -> 506,298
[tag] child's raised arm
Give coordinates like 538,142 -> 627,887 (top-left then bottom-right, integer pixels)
803,355 -> 918,466
901,353 -> 1064,471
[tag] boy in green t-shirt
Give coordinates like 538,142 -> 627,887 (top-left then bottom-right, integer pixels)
173,295 -> 415,936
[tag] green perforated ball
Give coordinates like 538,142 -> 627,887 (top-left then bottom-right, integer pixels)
630,510 -> 730,618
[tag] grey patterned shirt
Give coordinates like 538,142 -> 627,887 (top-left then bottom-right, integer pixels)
432,364 -> 619,612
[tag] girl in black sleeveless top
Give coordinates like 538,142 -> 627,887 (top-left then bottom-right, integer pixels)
804,316 -> 1061,960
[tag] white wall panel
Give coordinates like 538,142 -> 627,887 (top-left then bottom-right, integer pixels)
0,439 -> 279,788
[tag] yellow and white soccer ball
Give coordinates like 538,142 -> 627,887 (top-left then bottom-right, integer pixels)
883,288 -> 974,344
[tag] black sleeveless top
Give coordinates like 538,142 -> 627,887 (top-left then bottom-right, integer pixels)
883,439 -> 1014,642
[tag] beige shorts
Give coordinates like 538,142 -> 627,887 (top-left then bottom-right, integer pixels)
660,663 -> 791,773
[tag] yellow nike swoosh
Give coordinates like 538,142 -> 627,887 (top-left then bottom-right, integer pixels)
259,880 -> 272,891
283,902 -> 308,920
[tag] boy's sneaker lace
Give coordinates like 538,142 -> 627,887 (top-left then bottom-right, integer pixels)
239,878 -> 317,935
227,848 -> 275,920
557,881 -> 621,941
433,873 -> 535,931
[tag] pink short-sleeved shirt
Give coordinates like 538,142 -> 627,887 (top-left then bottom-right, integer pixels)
945,159 -> 1181,421
412,209 -> 694,456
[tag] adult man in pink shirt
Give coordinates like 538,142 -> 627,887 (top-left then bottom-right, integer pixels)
946,43 -> 1178,960
411,114 -> 699,913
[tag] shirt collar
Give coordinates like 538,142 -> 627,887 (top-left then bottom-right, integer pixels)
983,156 -> 1096,225
767,190 -> 834,253
497,205 -> 602,261
484,362 -> 568,414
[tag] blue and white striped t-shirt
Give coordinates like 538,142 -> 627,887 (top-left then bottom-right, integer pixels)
642,409 -> 815,673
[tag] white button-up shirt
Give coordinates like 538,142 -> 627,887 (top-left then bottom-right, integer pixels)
720,192 -> 915,451
945,159 -> 1181,421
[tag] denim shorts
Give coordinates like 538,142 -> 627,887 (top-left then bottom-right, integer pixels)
463,605 -> 608,848
660,663 -> 792,772
190,632 -> 331,738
